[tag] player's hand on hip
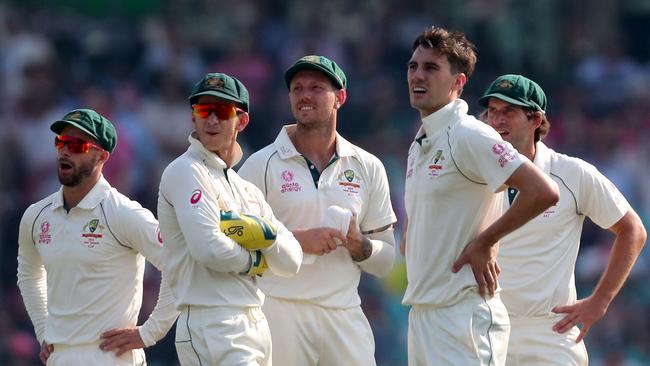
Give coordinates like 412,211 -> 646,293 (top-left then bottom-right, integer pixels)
39,341 -> 53,365
452,238 -> 500,298
99,327 -> 145,356
552,295 -> 609,342
294,227 -> 346,255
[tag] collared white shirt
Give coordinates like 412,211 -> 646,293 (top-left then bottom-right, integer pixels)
238,125 -> 397,308
402,99 -> 526,307
158,133 -> 302,309
499,141 -> 629,317
17,176 -> 178,346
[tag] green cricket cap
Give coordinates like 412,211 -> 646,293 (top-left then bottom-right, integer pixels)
479,74 -> 547,112
188,73 -> 250,112
50,109 -> 117,153
284,55 -> 347,90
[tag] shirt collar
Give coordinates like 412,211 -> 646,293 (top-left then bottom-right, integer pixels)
273,124 -> 357,160
188,132 -> 242,169
416,99 -> 469,140
52,175 -> 112,210
533,141 -> 552,174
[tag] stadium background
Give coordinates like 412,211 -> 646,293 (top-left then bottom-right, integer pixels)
1,1 -> 649,365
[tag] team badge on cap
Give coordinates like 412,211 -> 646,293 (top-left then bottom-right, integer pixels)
65,111 -> 83,121
302,55 -> 321,63
205,77 -> 225,89
496,79 -> 513,90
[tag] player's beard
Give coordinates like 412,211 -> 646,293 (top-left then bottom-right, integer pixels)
57,157 -> 98,187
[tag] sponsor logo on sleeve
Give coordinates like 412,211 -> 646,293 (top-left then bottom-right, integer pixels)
406,152 -> 416,179
190,189 -> 203,205
156,227 -> 164,245
492,143 -> 516,167
38,220 -> 52,244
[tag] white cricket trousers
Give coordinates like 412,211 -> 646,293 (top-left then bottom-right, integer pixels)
47,341 -> 145,365
408,292 -> 510,366
263,296 -> 376,366
175,305 -> 271,366
506,315 -> 588,366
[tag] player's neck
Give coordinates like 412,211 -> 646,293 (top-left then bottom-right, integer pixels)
290,124 -> 337,171
62,174 -> 100,212
523,143 -> 536,161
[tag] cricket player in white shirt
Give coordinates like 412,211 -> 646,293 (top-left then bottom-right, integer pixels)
17,109 -> 179,365
480,74 -> 647,365
157,72 -> 302,366
401,27 -> 560,366
238,55 -> 397,366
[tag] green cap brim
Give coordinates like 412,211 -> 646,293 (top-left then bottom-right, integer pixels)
50,120 -> 100,142
479,93 -> 535,109
188,91 -> 244,107
284,63 -> 344,89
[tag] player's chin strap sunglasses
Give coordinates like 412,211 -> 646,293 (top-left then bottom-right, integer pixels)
192,103 -> 245,120
54,135 -> 105,154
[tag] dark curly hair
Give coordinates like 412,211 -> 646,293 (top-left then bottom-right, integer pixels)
412,26 -> 478,78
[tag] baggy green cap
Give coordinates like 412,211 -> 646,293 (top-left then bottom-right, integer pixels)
284,55 -> 347,90
188,73 -> 250,112
50,109 -> 117,153
479,74 -> 547,112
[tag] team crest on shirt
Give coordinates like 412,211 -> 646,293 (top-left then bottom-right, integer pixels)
280,170 -> 301,193
81,218 -> 105,248
38,220 -> 52,244
428,150 -> 445,178
338,169 -> 361,196
491,143 -> 517,168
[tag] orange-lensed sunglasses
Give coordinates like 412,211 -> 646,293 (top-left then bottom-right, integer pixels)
54,135 -> 104,154
192,103 -> 244,120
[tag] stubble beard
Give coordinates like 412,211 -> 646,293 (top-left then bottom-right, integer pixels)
58,158 -> 97,187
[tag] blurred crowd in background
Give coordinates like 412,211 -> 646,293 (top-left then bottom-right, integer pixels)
1,1 -> 649,365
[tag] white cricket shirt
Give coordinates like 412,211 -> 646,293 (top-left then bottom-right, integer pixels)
498,141 -> 630,317
238,125 -> 397,308
17,176 -> 178,346
158,133 -> 302,309
402,99 -> 526,307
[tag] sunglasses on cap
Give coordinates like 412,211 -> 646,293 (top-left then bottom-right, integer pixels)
54,135 -> 105,154
192,103 -> 244,120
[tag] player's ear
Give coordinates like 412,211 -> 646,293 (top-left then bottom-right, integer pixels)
236,112 -> 250,132
454,73 -> 467,91
97,149 -> 110,164
334,89 -> 347,109
530,111 -> 543,129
